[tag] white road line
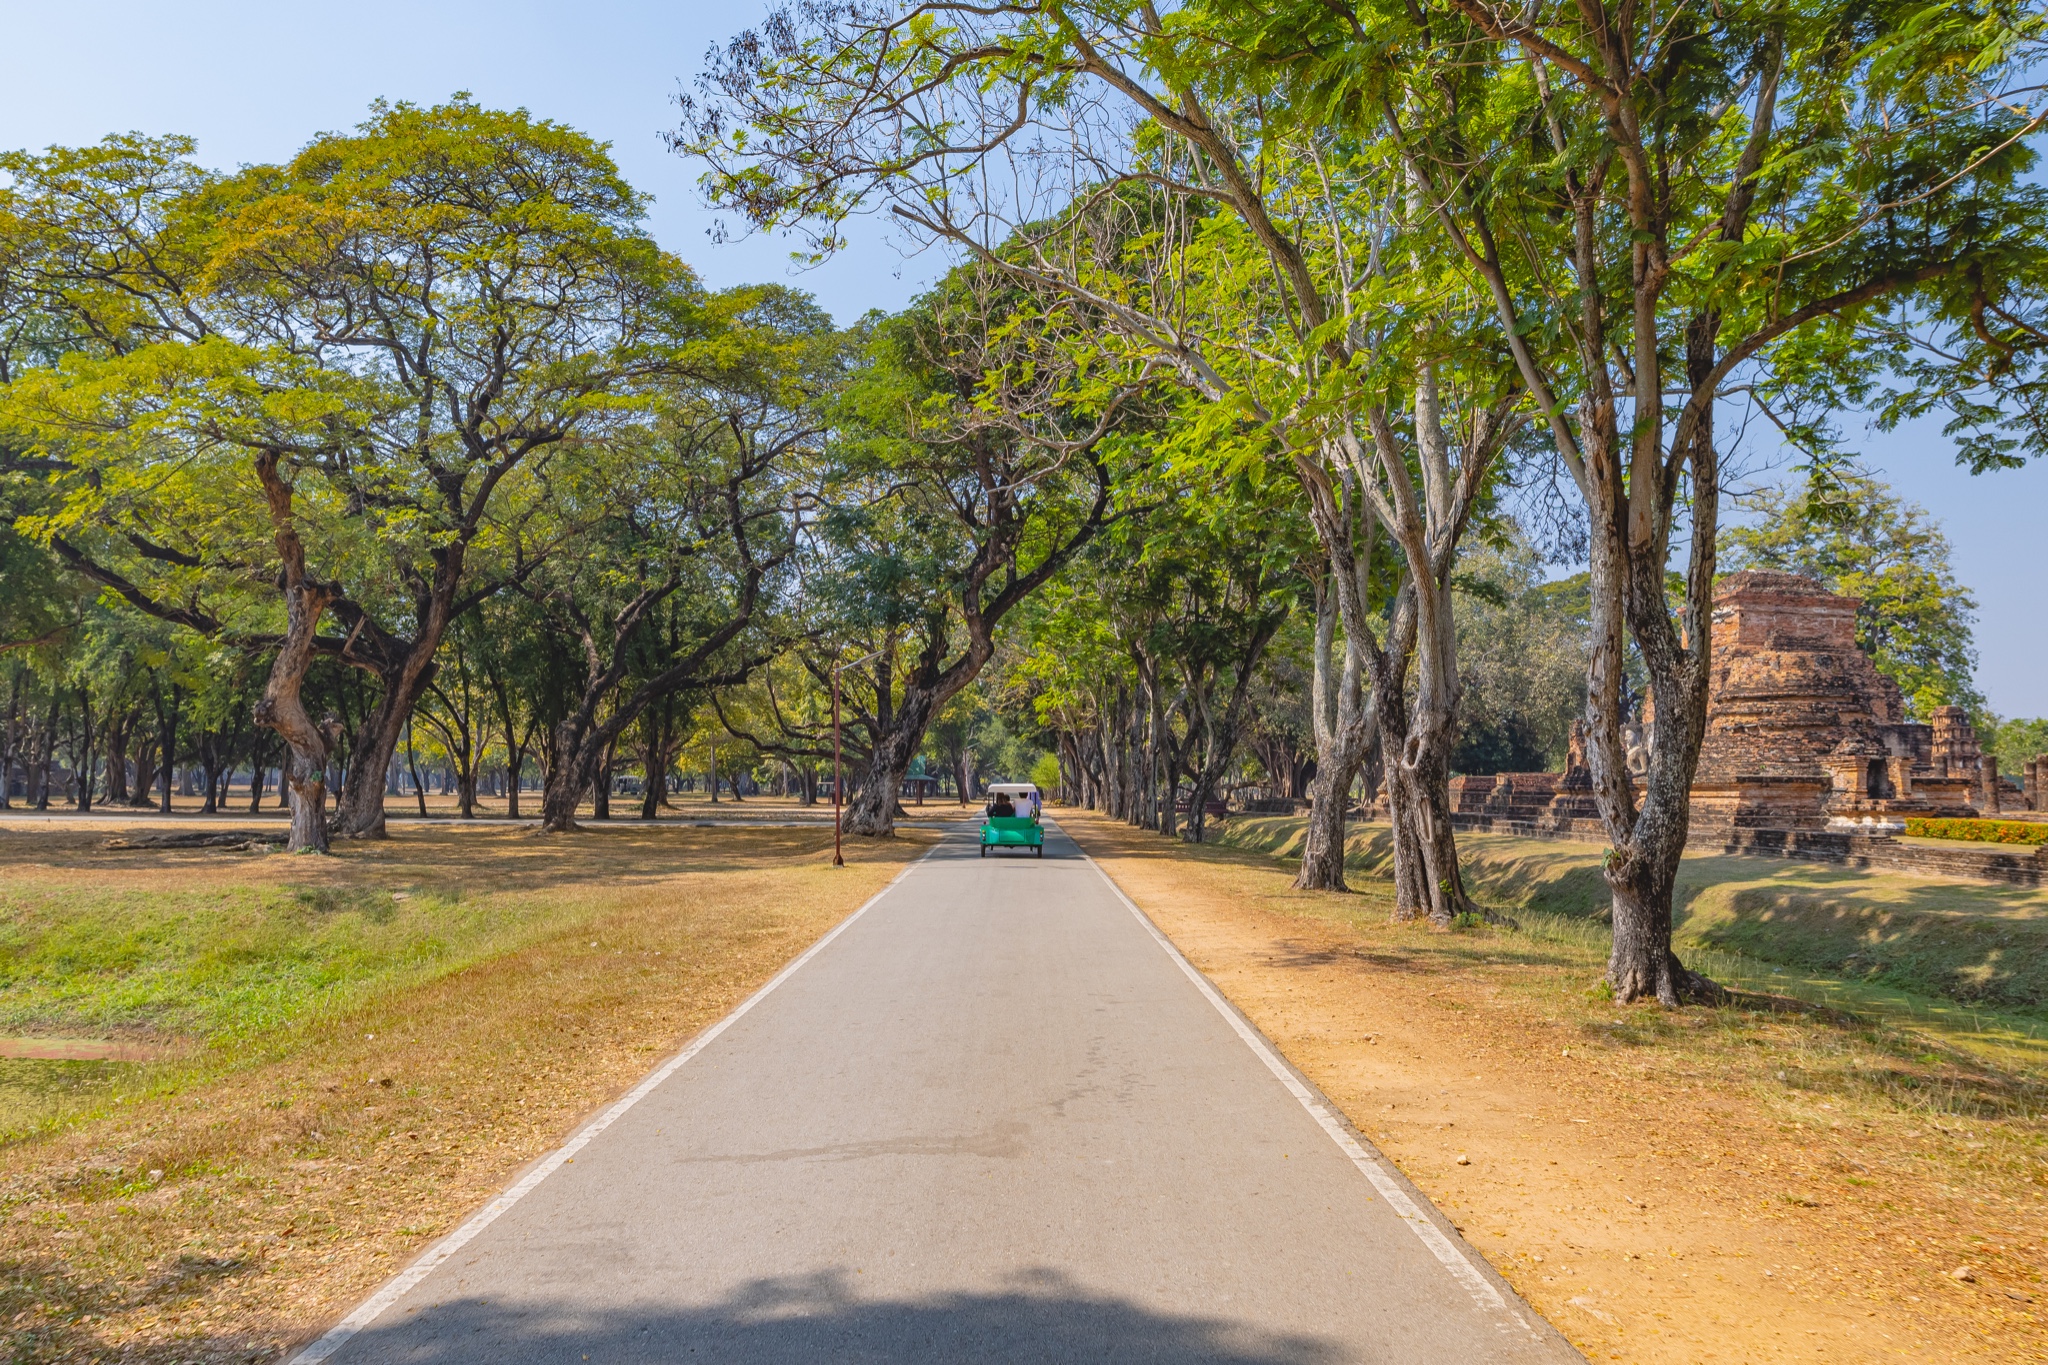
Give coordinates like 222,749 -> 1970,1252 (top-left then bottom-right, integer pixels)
1078,846 -> 1541,1341
288,838 -> 947,1364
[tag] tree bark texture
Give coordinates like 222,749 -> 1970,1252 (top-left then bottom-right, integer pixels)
1294,490 -> 1376,892
248,452 -> 338,854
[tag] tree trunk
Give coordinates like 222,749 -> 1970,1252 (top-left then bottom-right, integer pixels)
1149,665 -> 1177,839
73,688 -> 96,813
842,685 -> 940,837
150,687 -> 179,818
332,651 -> 439,841
1372,656 -> 1475,925
248,451 -> 337,854
125,736 -> 157,807
505,744 -> 525,819
31,707 -> 56,811
405,731 -> 430,818
1582,418 -> 1722,1003
1296,757 -> 1359,891
0,678 -> 15,812
102,708 -> 129,805
541,712 -> 602,833
1295,535 -> 1372,892
592,737 -> 616,820
1386,770 -> 1430,916
639,714 -> 667,820
200,736 -> 222,815
1604,803 -> 1698,1002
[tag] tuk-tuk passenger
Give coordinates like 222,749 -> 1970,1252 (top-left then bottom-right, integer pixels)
990,791 -> 1016,818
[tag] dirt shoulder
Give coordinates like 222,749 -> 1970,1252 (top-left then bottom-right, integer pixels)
0,823 -> 928,1363
1062,808 -> 2047,1364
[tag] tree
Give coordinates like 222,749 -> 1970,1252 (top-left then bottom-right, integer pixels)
816,264 -> 1131,837
1725,469 -> 1982,719
5,103 -> 683,850
1242,625 -> 1319,805
1450,546 -> 1594,774
529,285 -> 830,833
1986,716 -> 2048,781
1007,454 -> 1300,842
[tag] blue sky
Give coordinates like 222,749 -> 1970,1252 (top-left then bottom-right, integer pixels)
6,0 -> 2043,717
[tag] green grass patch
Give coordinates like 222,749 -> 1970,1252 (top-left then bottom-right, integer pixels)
0,880 -> 576,1045
1220,814 -> 2048,1066
0,1057 -> 129,1140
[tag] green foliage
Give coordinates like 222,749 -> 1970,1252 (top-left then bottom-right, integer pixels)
1905,818 -> 2048,847
1985,716 -> 2048,776
1449,543 -> 1591,773
1725,469 -> 1982,719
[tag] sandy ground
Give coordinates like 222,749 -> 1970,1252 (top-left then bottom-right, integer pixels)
1063,810 -> 2047,1364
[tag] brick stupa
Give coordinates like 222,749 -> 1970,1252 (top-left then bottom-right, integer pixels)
1451,571 -> 1993,834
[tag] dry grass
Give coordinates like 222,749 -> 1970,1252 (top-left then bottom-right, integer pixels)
1225,815 -> 2048,1024
1064,809 -> 2048,1364
0,821 -> 927,1363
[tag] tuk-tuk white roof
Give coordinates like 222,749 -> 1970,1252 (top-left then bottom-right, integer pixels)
986,783 -> 1038,795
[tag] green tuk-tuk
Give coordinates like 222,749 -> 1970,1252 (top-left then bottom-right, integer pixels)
979,783 -> 1045,857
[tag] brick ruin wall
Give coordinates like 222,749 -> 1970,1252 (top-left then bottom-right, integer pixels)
1444,571 -> 2048,887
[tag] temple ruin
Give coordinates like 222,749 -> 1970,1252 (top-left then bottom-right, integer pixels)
1447,571 -> 2044,884
1690,571 -> 1995,830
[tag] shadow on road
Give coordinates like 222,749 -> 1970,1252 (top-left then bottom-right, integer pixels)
335,1268 -> 1344,1364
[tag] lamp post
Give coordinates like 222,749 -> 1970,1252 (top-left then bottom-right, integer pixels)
832,648 -> 883,867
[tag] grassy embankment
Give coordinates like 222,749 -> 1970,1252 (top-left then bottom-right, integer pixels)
1067,810 -> 2047,1362
0,817 -> 927,1362
1223,815 -> 2048,1064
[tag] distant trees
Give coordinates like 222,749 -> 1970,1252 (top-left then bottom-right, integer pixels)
1007,460 -> 1300,843
813,264 -> 1133,837
1449,548 -> 1593,776
527,285 -> 835,832
1987,717 -> 2048,780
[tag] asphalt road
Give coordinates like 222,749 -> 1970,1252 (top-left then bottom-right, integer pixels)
301,822 -> 1579,1364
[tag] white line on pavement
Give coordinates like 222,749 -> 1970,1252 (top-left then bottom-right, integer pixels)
1078,847 -> 1541,1342
287,838 -> 947,1364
